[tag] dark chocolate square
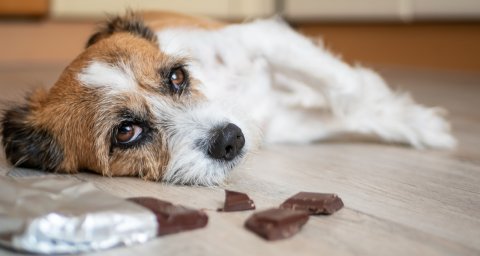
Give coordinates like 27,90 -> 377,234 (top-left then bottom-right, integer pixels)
280,192 -> 344,215
244,208 -> 309,241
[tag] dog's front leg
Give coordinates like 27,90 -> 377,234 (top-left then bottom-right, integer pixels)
229,19 -> 456,149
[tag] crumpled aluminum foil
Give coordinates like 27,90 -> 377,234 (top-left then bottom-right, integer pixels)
0,176 -> 157,254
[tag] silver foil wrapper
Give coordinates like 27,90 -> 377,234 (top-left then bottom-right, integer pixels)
0,176 -> 157,254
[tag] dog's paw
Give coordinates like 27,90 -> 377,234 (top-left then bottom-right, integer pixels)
404,105 -> 457,150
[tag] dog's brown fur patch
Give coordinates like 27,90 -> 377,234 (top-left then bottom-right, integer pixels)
2,15 -> 207,180
142,10 -> 225,31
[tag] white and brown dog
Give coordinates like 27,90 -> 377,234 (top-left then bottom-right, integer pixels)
1,12 -> 455,185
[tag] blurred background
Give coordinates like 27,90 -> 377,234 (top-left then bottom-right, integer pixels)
0,0 -> 479,73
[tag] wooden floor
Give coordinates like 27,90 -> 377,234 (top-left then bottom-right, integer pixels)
0,23 -> 480,256
1,65 -> 479,256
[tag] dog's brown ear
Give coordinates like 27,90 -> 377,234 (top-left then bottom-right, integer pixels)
1,91 -> 64,172
86,11 -> 158,48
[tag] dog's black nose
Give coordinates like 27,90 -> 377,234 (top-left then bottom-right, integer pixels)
208,123 -> 245,161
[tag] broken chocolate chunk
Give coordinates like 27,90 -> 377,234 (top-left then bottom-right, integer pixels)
279,192 -> 344,215
218,190 -> 255,212
244,208 -> 309,241
127,197 -> 208,236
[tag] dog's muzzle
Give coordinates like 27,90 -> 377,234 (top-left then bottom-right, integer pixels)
208,123 -> 245,161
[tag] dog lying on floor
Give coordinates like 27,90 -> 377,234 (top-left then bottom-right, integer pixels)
1,12 -> 455,185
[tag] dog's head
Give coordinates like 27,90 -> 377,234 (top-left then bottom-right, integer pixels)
1,13 -> 257,185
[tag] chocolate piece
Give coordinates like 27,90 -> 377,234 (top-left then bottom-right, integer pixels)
280,192 -> 344,215
127,196 -> 173,209
127,197 -> 208,236
244,208 -> 309,241
218,190 -> 255,212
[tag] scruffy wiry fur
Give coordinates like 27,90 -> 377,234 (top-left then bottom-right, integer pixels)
0,12 -> 455,186
86,11 -> 158,48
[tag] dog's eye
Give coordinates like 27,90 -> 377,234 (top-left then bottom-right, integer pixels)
116,123 -> 143,144
169,67 -> 187,94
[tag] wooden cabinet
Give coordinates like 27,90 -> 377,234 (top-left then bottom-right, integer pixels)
0,0 -> 48,17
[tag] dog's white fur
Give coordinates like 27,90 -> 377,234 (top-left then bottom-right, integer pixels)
72,17 -> 455,185
156,18 -> 455,148
78,61 -> 137,92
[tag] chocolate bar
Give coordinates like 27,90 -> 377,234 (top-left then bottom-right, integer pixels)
218,190 -> 255,212
127,197 -> 208,236
279,192 -> 344,215
244,208 -> 309,241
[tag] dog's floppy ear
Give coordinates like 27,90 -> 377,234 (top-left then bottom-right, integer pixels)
86,11 -> 158,48
1,90 -> 64,171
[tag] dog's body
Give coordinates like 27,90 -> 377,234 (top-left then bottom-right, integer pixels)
1,12 -> 455,185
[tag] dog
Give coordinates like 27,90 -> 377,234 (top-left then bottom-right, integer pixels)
1,11 -> 456,185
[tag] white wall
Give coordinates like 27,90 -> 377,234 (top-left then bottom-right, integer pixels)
283,0 -> 480,21
50,0 -> 275,20
51,0 -> 480,21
